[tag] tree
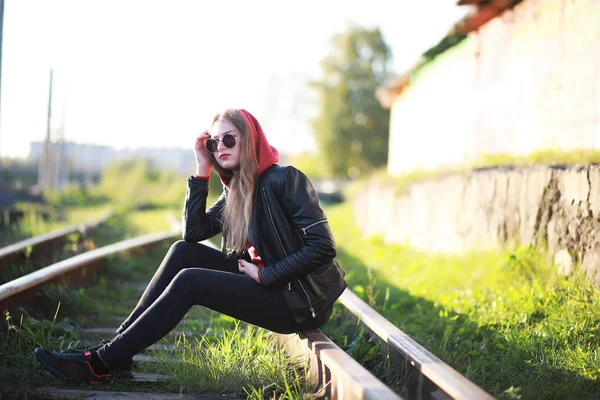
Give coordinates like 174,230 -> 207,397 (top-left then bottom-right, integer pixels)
310,25 -> 392,178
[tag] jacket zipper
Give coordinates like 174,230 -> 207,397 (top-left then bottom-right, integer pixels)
263,187 -> 291,291
298,281 -> 317,318
263,186 -> 315,318
301,219 -> 328,235
262,187 -> 286,256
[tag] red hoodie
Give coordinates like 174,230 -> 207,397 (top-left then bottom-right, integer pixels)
236,109 -> 279,270
196,109 -> 279,270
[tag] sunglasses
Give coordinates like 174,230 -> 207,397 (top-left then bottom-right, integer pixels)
205,133 -> 237,153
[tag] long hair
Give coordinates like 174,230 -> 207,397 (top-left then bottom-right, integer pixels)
210,109 -> 259,256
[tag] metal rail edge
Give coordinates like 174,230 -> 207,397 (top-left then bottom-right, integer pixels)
338,289 -> 494,400
199,239 -> 401,400
274,330 -> 402,400
0,229 -> 177,303
0,209 -> 114,265
1,233 -> 401,400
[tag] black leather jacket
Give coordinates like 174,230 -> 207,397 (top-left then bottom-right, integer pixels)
182,164 -> 347,324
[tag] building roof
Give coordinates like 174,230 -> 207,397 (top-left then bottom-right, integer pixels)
377,0 -> 522,109
375,58 -> 424,109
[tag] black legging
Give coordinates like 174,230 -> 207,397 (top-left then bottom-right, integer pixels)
97,240 -> 332,369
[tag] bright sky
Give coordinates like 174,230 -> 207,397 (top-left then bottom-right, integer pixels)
0,0 -> 469,159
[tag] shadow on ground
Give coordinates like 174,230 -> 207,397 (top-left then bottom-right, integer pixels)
321,248 -> 600,400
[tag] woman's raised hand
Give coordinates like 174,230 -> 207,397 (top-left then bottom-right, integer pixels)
194,130 -> 213,177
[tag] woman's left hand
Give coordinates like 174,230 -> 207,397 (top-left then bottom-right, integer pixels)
238,259 -> 261,284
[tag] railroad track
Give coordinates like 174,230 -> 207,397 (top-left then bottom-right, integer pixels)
0,209 -> 113,270
0,218 -> 494,399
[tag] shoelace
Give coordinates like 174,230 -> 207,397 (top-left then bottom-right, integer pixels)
53,350 -> 92,361
62,339 -> 111,354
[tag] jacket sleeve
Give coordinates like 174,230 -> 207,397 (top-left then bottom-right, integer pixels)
259,167 -> 337,287
181,176 -> 225,242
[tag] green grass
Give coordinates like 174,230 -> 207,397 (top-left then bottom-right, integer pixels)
479,149 -> 600,167
0,306 -> 81,400
63,205 -> 112,225
82,208 -> 177,249
0,206 -> 62,247
0,205 -> 112,248
320,304 -> 407,393
1,239 -> 309,399
0,208 -> 178,287
143,320 -> 309,398
0,232 -> 85,285
346,149 -> 600,198
323,202 -> 600,400
123,209 -> 174,234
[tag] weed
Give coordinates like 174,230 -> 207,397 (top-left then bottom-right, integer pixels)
324,202 -> 600,399
1,237 -> 310,398
0,305 -> 79,398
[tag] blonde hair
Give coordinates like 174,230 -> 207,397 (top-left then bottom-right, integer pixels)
210,109 -> 259,256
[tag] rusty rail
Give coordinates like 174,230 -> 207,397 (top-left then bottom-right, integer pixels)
0,209 -> 113,268
0,229 -> 178,322
2,223 -> 492,399
200,240 -> 402,400
338,290 -> 494,400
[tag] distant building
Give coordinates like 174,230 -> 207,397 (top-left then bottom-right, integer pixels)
377,0 -> 600,176
29,141 -> 195,177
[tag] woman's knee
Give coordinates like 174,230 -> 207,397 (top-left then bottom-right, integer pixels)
168,268 -> 201,298
169,240 -> 214,257
169,240 -> 191,255
164,240 -> 198,266
153,241 -> 198,281
171,268 -> 199,289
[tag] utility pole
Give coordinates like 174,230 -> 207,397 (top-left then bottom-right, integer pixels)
56,90 -> 67,189
38,69 -> 54,189
0,0 -> 5,184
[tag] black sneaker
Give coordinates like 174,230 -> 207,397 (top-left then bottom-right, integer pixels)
60,340 -> 134,378
34,347 -> 107,384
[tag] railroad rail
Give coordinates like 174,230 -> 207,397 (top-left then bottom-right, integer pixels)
0,229 -> 179,326
1,231 -> 400,399
199,240 -> 494,400
1,226 -> 493,399
200,241 -> 401,400
0,209 -> 113,269
338,290 -> 494,400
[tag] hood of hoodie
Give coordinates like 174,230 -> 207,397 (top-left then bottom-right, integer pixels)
216,109 -> 279,188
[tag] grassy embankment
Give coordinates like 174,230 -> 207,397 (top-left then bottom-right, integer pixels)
0,158 -> 215,246
0,207 -> 308,399
344,149 -> 600,196
6,152 -> 599,398
0,204 -> 112,248
1,160 -> 308,398
321,150 -> 600,399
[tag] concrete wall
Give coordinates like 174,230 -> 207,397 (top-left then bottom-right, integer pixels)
387,0 -> 600,176
354,165 -> 600,284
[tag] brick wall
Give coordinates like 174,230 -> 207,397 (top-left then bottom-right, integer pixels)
387,0 -> 600,176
